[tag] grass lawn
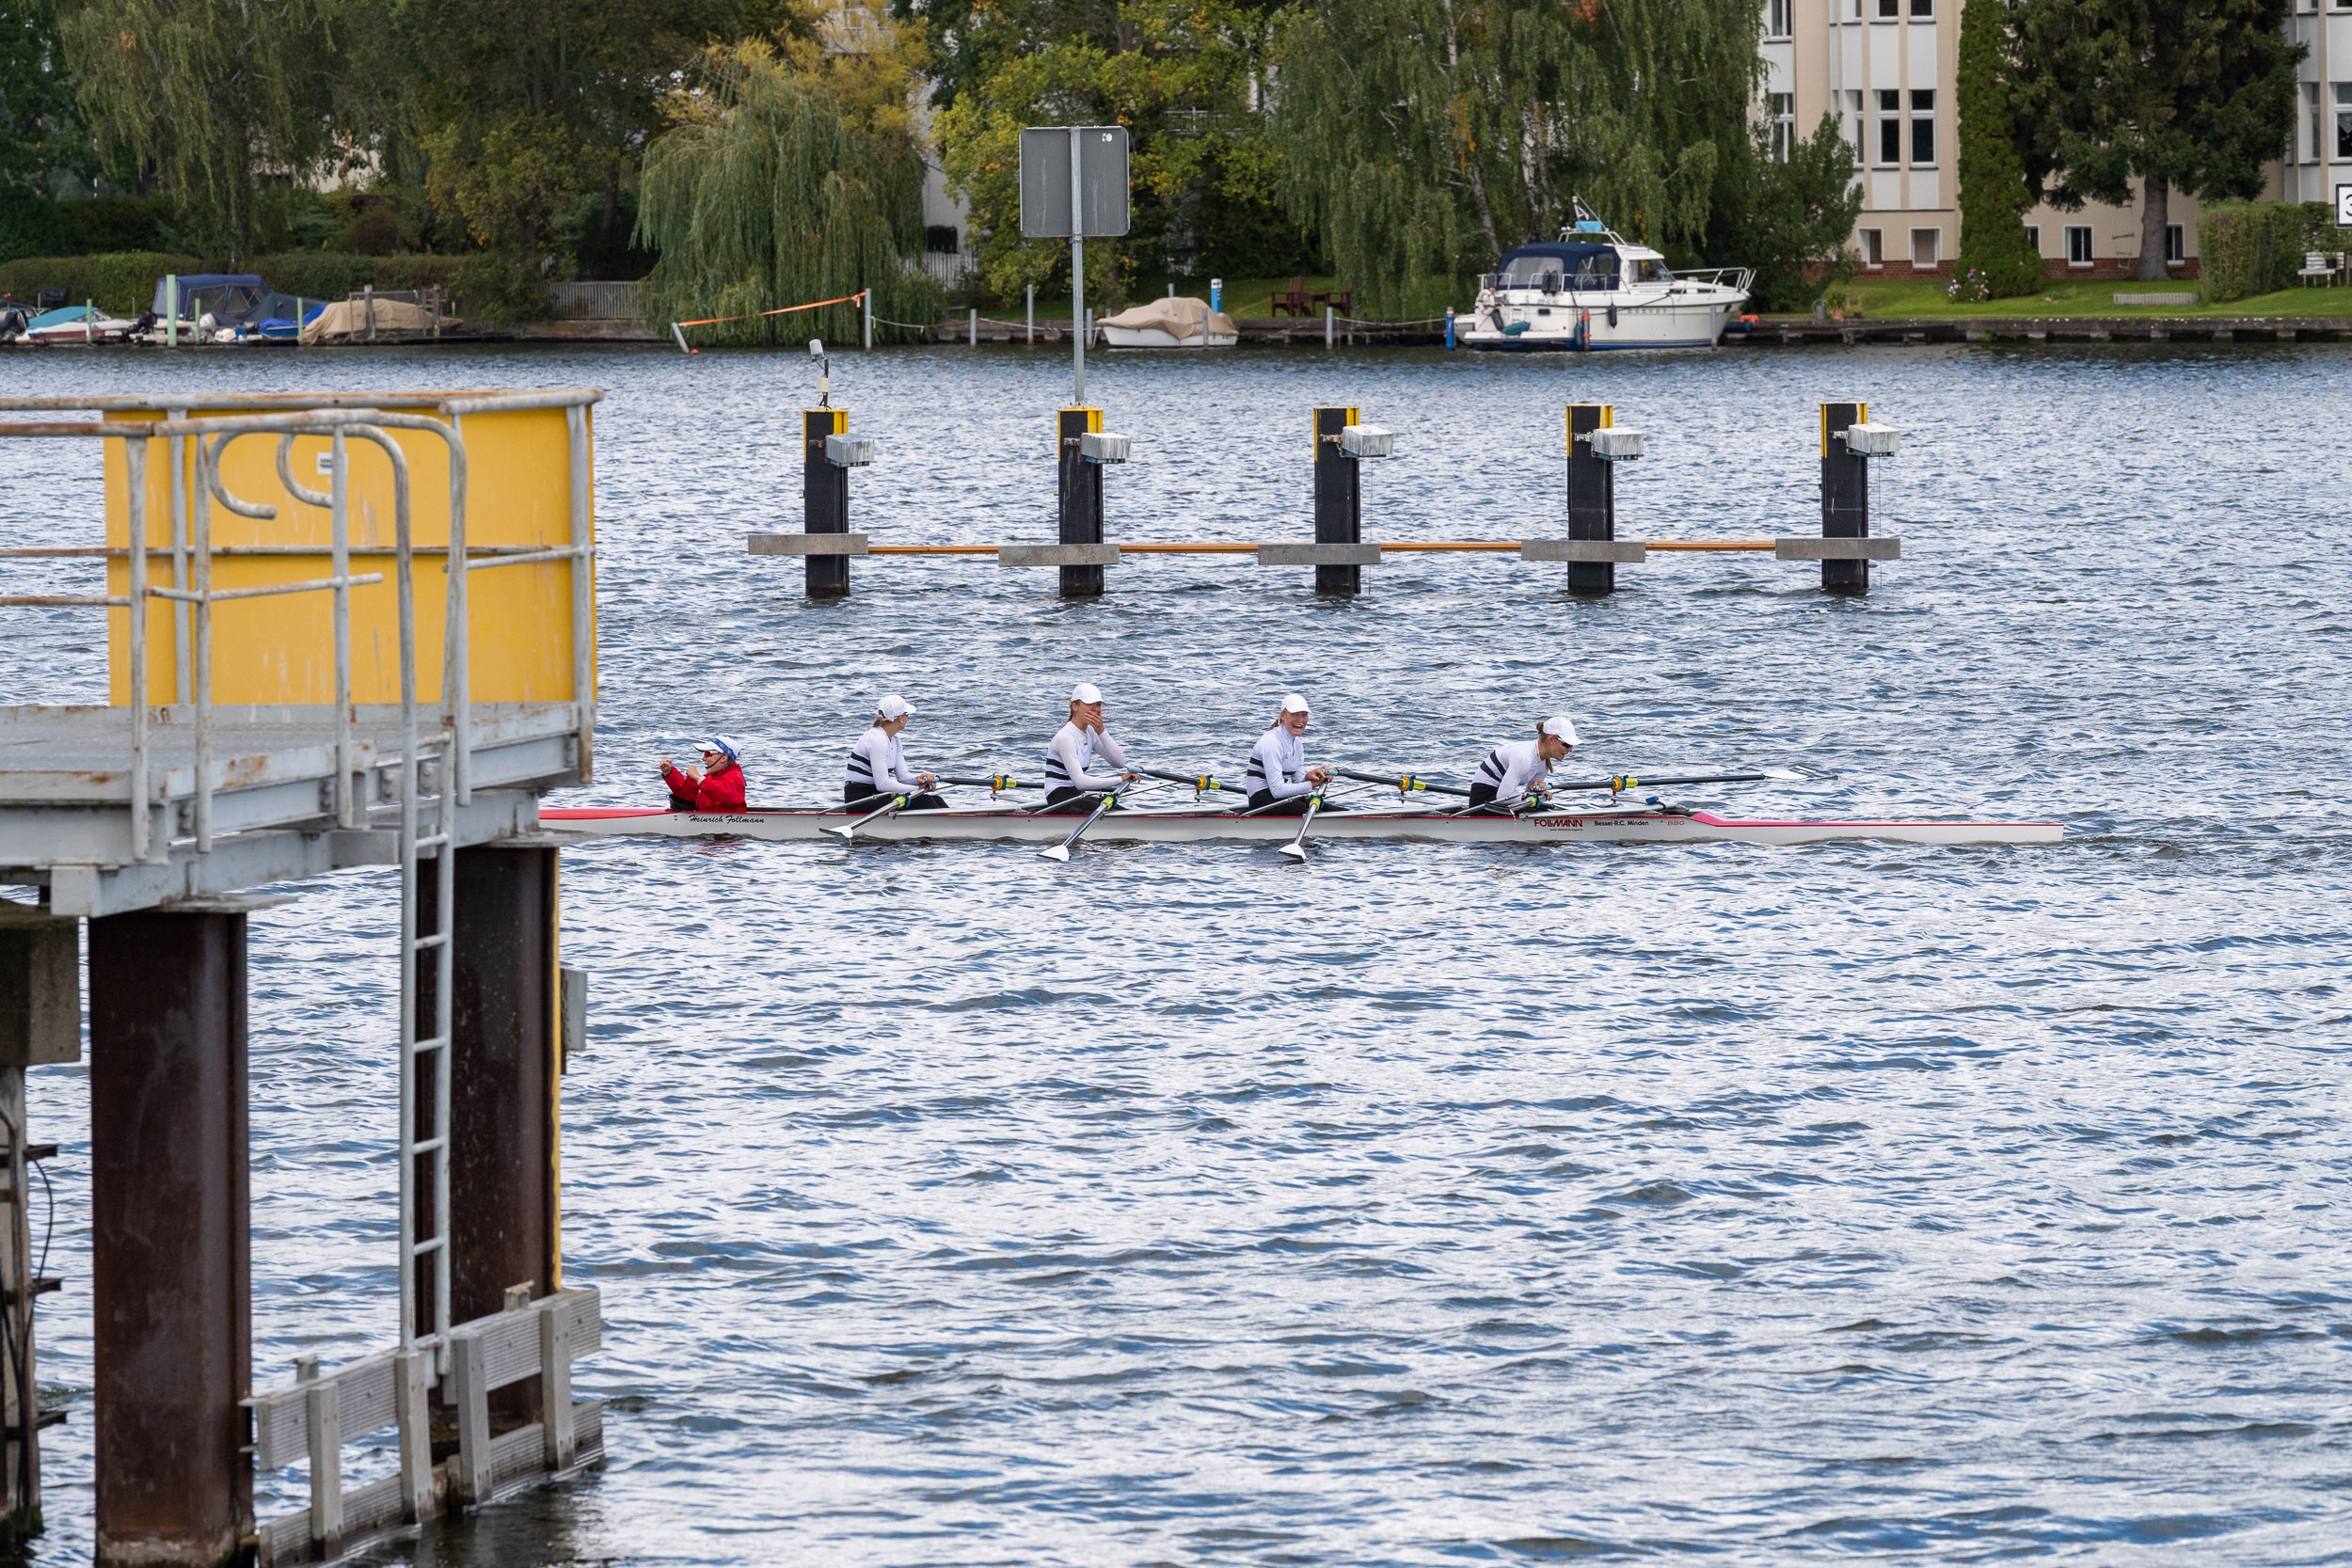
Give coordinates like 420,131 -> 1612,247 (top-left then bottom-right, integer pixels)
1772,277 -> 2352,318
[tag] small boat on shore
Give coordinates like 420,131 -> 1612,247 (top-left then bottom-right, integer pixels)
1099,295 -> 1238,349
17,305 -> 142,344
544,802 -> 2061,848
1459,203 -> 1752,352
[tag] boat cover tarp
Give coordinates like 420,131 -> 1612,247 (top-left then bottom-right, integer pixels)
1495,243 -> 1618,288
151,274 -> 265,317
1101,295 -> 1236,338
299,297 -> 456,342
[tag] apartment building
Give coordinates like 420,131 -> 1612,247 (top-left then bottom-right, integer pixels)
1760,0 -> 2298,280
2284,0 -> 2352,206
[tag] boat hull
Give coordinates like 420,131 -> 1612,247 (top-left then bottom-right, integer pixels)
541,805 -> 2062,848
1100,326 -> 1237,348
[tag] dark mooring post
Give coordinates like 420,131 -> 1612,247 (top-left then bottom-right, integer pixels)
1565,404 -> 1617,595
1057,406 -> 1105,598
1820,399 -> 1869,595
1311,405 -> 1361,594
87,911 -> 251,1568
804,408 -> 850,596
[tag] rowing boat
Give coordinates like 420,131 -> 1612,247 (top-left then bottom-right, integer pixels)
540,802 -> 2062,847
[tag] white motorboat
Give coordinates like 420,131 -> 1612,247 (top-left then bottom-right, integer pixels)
1458,205 -> 1751,352
542,801 -> 2061,849
18,305 -> 141,344
1099,295 -> 1238,348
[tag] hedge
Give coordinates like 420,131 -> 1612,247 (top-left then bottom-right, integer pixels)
2196,202 -> 2333,303
2,251 -> 507,318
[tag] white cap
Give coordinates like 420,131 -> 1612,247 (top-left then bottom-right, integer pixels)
1279,692 -> 1311,715
703,735 -> 739,761
875,694 -> 912,721
1538,715 -> 1578,745
1071,683 -> 1103,705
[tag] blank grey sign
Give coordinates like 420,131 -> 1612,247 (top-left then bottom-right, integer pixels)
1020,127 -> 1131,238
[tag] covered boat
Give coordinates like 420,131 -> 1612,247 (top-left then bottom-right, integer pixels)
298,295 -> 455,343
1459,205 -> 1752,352
151,275 -> 326,341
1099,294 -> 1237,348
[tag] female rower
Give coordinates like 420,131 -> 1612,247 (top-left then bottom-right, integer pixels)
660,736 -> 747,813
1044,683 -> 1138,810
1243,693 -> 1332,816
1467,715 -> 1577,809
845,694 -> 946,809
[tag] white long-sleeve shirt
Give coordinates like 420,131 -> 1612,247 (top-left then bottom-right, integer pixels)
1244,726 -> 1313,800
1044,721 -> 1127,791
1474,738 -> 1551,800
845,727 -> 926,793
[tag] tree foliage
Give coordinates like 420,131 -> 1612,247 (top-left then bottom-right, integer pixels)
928,0 -> 1310,304
1708,112 -> 1864,311
58,0 -> 350,259
2011,0 -> 2299,279
1955,0 -> 2043,297
2,0 -> 88,197
1263,0 -> 1760,317
635,24 -> 939,342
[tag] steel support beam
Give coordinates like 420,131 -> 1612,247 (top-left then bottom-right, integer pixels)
87,911 -> 250,1568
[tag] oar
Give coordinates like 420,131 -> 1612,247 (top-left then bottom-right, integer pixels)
939,774 -> 1031,790
1549,768 -> 1815,795
1335,768 -> 1470,798
823,793 -> 908,840
1138,768 -> 1245,797
1038,789 -> 1120,862
1278,793 -> 1326,861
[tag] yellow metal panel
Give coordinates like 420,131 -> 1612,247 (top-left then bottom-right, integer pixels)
103,404 -> 594,706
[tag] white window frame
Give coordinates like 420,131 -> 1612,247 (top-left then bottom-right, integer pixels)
1767,0 -> 1793,38
1910,228 -> 1941,268
1909,0 -> 1933,15
2309,83 -> 2324,164
1859,228 -> 1884,267
1910,90 -> 1936,166
2065,225 -> 2093,266
2336,84 -> 2352,162
1770,93 -> 1796,162
2024,224 -> 2042,253
1847,90 -> 1867,166
2165,223 -> 2185,264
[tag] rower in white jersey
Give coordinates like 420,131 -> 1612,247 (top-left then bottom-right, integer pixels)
1242,693 -> 1335,816
844,694 -> 946,809
1466,715 -> 1578,809
1043,683 -> 1138,811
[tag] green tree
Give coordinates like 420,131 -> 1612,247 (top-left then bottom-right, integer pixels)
634,31 -> 939,343
1,0 -> 87,197
1709,112 -> 1865,311
1263,0 -> 1762,318
58,0 -> 347,260
929,1 -> 1306,304
1955,0 -> 2044,297
380,0 -> 790,276
2011,0 -> 2300,281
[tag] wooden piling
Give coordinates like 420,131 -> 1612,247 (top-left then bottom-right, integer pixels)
1057,408 -> 1106,597
1565,404 -> 1617,595
804,409 -> 850,596
1820,400 -> 1869,595
87,911 -> 252,1568
1311,407 -> 1361,594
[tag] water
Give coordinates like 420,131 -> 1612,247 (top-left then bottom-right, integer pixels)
4,340 -> 2349,1564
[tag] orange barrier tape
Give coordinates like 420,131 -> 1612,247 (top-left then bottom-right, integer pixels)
675,292 -> 868,329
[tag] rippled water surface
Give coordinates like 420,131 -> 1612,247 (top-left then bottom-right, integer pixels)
4,341 -> 2350,1564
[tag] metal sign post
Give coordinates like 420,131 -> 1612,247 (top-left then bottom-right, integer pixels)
1021,126 -> 1131,404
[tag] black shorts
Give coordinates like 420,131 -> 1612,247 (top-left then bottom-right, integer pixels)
1246,790 -> 1344,816
1044,786 -> 1105,813
1467,783 -> 1500,809
846,784 -> 946,811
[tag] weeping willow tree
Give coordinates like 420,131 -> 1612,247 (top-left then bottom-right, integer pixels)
1267,0 -> 1762,316
636,30 -> 938,345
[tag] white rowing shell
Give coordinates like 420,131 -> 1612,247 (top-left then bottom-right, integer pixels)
540,804 -> 2063,848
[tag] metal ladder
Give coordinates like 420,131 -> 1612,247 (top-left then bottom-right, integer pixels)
398,727 -> 454,1374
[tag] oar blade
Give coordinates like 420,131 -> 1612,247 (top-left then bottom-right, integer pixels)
1037,842 -> 1072,863
821,824 -> 856,840
1278,838 -> 1309,860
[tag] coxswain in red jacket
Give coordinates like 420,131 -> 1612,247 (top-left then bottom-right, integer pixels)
660,736 -> 747,813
